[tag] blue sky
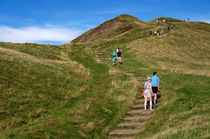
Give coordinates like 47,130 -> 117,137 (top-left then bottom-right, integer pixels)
0,0 -> 209,44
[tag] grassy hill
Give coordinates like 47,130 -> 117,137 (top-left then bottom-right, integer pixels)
0,15 -> 209,138
72,14 -> 148,43
0,42 -> 139,138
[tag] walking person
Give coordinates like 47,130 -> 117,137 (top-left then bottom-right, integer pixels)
168,25 -> 170,32
154,31 -> 157,36
151,72 -> 160,105
116,48 -> 122,64
143,77 -> 154,110
150,30 -> 153,36
112,49 -> 116,66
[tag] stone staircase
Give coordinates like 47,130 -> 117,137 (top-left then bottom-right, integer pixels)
97,51 -> 156,139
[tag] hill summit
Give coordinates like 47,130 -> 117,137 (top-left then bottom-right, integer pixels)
72,14 -> 147,43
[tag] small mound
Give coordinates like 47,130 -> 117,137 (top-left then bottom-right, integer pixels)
72,14 -> 147,43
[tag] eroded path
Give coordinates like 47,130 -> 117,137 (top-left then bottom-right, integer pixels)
97,52 -> 156,139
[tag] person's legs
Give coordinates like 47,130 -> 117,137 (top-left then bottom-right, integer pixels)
152,87 -> 158,104
113,59 -> 115,66
154,93 -> 157,104
149,97 -> 154,110
144,96 -> 147,110
119,57 -> 122,64
117,57 -> 120,63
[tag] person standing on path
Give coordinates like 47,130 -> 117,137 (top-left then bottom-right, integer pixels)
116,48 -> 122,64
143,77 -> 154,110
168,25 -> 171,32
112,49 -> 116,66
151,72 -> 160,105
150,30 -> 153,36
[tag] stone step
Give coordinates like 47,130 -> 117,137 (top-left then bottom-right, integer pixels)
137,96 -> 144,100
109,129 -> 139,135
127,109 -> 152,115
117,122 -> 145,128
133,104 -> 144,109
124,115 -> 151,121
99,58 -> 109,60
109,136 -> 135,139
135,99 -> 144,104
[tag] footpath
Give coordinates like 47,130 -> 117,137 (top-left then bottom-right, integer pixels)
97,52 -> 158,139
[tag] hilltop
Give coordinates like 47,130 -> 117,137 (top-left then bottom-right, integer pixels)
0,15 -> 209,138
72,14 -> 148,43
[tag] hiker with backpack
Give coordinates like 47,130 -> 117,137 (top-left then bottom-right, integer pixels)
151,72 -> 160,105
143,77 -> 154,110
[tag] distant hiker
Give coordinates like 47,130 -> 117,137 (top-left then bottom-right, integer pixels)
184,18 -> 185,22
187,18 -> 190,22
150,30 -> 153,36
154,31 -> 157,36
157,31 -> 159,36
168,25 -> 170,32
151,72 -> 160,105
116,48 -> 122,64
143,77 -> 154,110
157,20 -> 159,23
163,19 -> 166,23
112,49 -> 116,66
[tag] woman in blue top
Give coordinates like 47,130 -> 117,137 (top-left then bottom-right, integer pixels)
143,77 -> 154,110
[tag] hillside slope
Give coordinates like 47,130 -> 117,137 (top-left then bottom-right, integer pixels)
71,15 -> 210,138
0,14 -> 209,138
72,14 -> 148,43
128,21 -> 210,76
0,42 -> 139,138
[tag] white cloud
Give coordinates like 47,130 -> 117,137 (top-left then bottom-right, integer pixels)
0,25 -> 84,43
203,20 -> 210,23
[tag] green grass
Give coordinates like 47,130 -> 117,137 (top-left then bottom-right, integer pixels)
87,20 -> 210,138
0,15 -> 210,138
0,42 -> 139,138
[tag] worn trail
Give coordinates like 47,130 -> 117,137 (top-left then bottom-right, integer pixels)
96,52 -> 159,139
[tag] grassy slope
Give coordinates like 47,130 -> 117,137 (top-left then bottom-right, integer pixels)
72,14 -> 147,43
128,22 -> 210,76
0,15 -> 209,139
85,20 -> 210,138
0,42 -> 139,138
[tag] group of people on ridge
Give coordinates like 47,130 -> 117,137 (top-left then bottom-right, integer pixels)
112,48 -> 122,66
143,72 -> 160,110
150,25 -> 174,36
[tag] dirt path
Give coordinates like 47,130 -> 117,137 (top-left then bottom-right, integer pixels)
97,52 -> 157,139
